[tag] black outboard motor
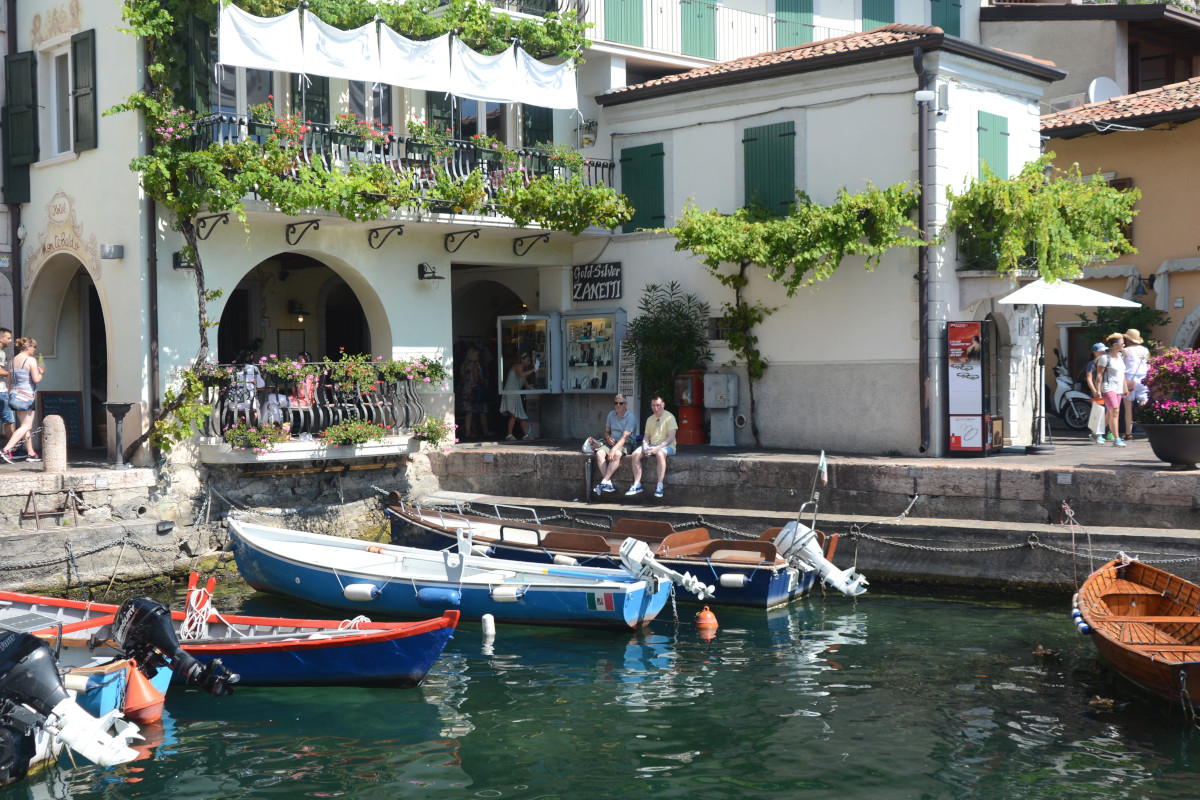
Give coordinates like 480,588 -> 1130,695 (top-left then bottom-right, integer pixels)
112,597 -> 239,697
0,632 -> 137,784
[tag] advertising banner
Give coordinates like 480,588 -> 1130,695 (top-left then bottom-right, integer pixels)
949,415 -> 986,452
948,321 -> 983,415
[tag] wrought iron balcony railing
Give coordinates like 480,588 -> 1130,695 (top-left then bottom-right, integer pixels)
192,114 -> 616,217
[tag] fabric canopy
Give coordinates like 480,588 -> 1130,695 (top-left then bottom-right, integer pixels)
302,11 -> 379,82
218,6 -> 304,75
379,30 -> 453,95
998,279 -> 1141,308
218,6 -> 576,110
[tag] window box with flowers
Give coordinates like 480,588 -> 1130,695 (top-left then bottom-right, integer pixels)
247,96 -> 276,139
1135,348 -> 1200,469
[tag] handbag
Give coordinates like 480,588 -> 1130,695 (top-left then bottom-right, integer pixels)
9,389 -> 34,411
1087,397 -> 1106,435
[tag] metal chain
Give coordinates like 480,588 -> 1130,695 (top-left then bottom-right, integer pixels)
848,529 -> 1031,554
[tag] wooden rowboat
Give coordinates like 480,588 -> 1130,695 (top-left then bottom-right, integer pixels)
1075,555 -> 1200,710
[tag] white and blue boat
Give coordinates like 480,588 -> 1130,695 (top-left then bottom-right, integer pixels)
228,518 -> 714,631
385,495 -> 868,608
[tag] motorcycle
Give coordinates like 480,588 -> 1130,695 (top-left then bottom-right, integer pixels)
1051,348 -> 1092,431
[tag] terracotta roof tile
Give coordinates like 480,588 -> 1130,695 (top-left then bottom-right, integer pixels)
1042,77 -> 1200,133
601,25 -> 944,99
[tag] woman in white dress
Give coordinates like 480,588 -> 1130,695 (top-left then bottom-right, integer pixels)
1121,328 -> 1150,440
499,352 -> 536,441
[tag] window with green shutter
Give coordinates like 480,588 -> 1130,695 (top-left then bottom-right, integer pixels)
930,0 -> 960,37
429,92 -> 456,138
862,0 -> 893,31
71,30 -> 97,152
977,111 -> 1009,179
522,105 -> 553,147
620,143 -> 665,233
4,51 -> 38,167
186,15 -> 211,115
743,121 -> 795,214
605,0 -> 644,47
776,0 -> 814,48
681,0 -> 717,59
291,74 -> 329,125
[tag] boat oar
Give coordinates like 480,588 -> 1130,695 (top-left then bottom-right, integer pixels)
458,557 -> 641,584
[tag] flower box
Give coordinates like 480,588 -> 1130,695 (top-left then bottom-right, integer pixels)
197,435 -> 411,464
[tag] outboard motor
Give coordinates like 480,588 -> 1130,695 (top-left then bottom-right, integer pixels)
0,632 -> 138,784
773,521 -> 869,597
112,597 -> 239,697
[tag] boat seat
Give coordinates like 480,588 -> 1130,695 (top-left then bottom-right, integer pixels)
658,528 -> 711,552
696,540 -> 778,563
614,518 -> 676,542
758,527 -> 783,541
540,531 -> 611,555
1101,579 -> 1162,596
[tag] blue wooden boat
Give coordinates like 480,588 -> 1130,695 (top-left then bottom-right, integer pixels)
228,518 -> 713,630
385,495 -> 868,608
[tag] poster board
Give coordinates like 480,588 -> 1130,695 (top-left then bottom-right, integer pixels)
38,391 -> 84,448
948,321 -> 983,415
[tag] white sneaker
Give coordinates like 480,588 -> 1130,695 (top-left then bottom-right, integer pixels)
625,483 -> 643,496
1114,438 -> 1126,447
601,482 -> 615,493
654,484 -> 664,498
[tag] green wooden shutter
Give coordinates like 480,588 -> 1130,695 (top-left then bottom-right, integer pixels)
681,0 -> 716,59
4,51 -> 38,167
605,0 -> 643,47
776,0 -> 814,47
522,105 -> 553,146
977,111 -> 1009,179
187,15 -> 211,114
930,0 -> 960,37
743,121 -> 795,214
1,108 -> 30,204
620,143 -> 664,233
71,30 -> 97,152
862,0 -> 893,30
429,92 -> 454,137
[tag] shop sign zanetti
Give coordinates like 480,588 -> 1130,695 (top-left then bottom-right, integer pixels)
22,190 -> 101,287
572,263 -> 621,302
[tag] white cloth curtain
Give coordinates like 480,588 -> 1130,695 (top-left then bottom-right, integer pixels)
219,8 -> 576,109
302,11 -> 380,81
514,49 -> 578,110
379,30 -> 453,95
450,40 -> 521,103
218,6 -> 304,74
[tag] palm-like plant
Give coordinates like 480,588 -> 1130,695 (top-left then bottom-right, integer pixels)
622,282 -> 712,413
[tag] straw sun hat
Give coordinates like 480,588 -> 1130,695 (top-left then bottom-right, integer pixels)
1123,328 -> 1144,344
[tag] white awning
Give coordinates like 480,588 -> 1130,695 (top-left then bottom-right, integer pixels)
302,11 -> 379,82
218,6 -> 304,75
379,30 -> 453,95
449,41 -> 520,104
998,279 -> 1141,308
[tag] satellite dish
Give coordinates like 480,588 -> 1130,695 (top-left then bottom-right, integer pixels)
1087,77 -> 1122,104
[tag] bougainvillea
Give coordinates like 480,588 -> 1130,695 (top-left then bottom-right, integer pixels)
1135,348 -> 1200,425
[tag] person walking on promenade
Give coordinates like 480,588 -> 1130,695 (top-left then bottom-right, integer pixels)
0,328 -> 13,442
1095,332 -> 1128,447
1122,328 -> 1150,441
627,395 -> 678,498
2,337 -> 45,462
500,352 -> 536,441
1084,342 -> 1107,444
589,393 -> 637,495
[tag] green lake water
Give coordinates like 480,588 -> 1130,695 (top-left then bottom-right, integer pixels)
8,584 -> 1200,800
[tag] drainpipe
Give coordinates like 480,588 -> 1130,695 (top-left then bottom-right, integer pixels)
7,0 -> 21,336
913,48 -> 931,453
144,43 -> 160,461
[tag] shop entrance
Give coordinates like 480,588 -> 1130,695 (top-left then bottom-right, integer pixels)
452,278 -> 525,439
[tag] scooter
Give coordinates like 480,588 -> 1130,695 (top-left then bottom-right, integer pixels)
1051,348 -> 1092,431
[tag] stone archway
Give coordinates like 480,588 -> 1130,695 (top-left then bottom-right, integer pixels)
1172,301 -> 1200,349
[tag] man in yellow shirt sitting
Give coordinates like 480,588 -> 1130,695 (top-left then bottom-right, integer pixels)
626,395 -> 678,499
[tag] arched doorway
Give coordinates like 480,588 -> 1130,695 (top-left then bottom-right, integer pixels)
452,279 -> 524,437
321,280 -> 369,356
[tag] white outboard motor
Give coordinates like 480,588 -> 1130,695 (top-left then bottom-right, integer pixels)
618,538 -> 716,601
0,632 -> 139,785
773,521 -> 869,597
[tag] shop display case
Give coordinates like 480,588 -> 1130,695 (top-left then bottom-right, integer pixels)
564,310 -> 625,394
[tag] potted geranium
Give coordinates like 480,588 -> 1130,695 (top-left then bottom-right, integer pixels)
247,96 -> 276,139
411,416 -> 457,451
322,418 -> 388,446
1135,347 -> 1200,468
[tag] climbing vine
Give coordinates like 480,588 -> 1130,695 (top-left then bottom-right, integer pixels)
944,153 -> 1139,279
670,183 -> 922,446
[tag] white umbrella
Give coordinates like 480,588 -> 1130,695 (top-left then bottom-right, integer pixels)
998,279 -> 1140,453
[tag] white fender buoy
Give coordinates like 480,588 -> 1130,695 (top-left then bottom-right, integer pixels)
719,573 -> 749,589
490,585 -> 527,603
553,554 -> 579,567
343,584 -> 381,602
481,614 -> 496,639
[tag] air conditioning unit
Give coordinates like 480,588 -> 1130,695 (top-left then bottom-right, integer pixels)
1047,93 -> 1086,113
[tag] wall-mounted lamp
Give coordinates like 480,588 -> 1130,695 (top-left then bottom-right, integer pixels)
914,89 -> 935,104
418,262 -> 444,281
287,299 -> 312,322
100,245 -> 124,260
172,250 -> 195,270
1132,274 -> 1156,297
16,224 -> 26,242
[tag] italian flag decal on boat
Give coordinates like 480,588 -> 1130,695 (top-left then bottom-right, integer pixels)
586,592 -> 615,611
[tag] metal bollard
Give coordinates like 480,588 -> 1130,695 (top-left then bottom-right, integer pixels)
584,454 -> 593,504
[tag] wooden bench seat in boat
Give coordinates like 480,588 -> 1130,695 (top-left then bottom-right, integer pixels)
539,531 -> 614,555
613,518 -> 676,543
1098,579 -> 1163,596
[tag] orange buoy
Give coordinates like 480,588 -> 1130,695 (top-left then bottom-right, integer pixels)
123,660 -> 166,724
695,606 -> 719,640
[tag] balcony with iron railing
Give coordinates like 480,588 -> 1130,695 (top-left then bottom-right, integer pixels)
194,369 -> 437,464
491,0 -> 854,62
192,114 -> 616,220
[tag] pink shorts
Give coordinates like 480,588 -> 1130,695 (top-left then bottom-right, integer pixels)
1102,391 -> 1122,409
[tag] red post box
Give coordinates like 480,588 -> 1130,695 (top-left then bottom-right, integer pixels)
674,369 -> 706,445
